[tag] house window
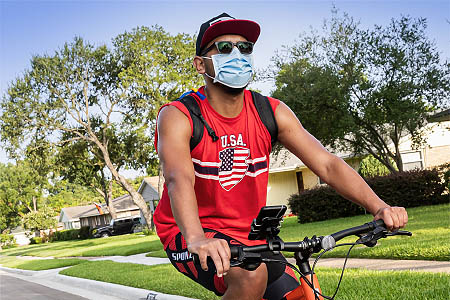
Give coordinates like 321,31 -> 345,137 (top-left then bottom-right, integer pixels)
296,172 -> 304,193
401,151 -> 423,171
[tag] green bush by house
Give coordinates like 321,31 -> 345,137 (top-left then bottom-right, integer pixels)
289,166 -> 448,223
50,226 -> 92,242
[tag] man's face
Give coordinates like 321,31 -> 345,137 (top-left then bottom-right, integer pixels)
201,34 -> 249,78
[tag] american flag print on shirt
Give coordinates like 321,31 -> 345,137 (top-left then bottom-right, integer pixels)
191,149 -> 268,191
218,147 -> 250,191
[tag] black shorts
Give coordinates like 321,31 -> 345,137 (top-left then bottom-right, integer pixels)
165,229 -> 299,299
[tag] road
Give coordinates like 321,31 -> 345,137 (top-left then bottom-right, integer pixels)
0,273 -> 88,300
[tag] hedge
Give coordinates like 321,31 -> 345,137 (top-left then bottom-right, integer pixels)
50,226 -> 92,242
288,166 -> 449,223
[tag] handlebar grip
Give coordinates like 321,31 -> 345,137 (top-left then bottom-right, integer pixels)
191,246 -> 241,266
373,219 -> 386,227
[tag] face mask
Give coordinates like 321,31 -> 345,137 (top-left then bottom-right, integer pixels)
203,47 -> 254,89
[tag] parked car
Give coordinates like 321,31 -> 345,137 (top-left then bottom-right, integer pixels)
93,216 -> 142,238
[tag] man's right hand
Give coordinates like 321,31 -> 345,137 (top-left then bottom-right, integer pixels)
188,237 -> 231,277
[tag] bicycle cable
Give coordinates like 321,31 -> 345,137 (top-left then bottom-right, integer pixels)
262,241 -> 363,300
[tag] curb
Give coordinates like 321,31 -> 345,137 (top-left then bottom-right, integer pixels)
0,266 -> 198,300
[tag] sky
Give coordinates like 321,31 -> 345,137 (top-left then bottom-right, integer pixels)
1,0 -> 449,169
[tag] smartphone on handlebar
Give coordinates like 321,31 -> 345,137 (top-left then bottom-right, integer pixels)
248,205 -> 287,240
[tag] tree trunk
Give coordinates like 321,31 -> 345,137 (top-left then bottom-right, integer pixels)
32,196 -> 37,212
91,134 -> 154,230
106,181 -> 117,219
158,166 -> 164,198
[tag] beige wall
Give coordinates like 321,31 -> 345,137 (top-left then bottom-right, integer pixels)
267,158 -> 362,211
267,171 -> 297,209
423,145 -> 450,168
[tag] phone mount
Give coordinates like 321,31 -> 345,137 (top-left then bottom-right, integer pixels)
248,205 -> 287,241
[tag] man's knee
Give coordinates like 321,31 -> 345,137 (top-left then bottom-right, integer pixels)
224,264 -> 268,299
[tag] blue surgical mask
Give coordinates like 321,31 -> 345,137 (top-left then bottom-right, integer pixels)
203,47 -> 254,88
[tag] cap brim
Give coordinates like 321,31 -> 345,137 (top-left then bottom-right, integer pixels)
200,19 -> 261,50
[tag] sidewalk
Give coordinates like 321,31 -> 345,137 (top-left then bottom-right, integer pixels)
1,254 -> 449,300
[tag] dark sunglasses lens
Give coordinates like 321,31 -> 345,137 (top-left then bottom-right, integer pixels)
217,41 -> 233,54
237,42 -> 253,54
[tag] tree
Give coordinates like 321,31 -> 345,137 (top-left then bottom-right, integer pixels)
0,26 -> 202,229
0,162 -> 44,233
272,12 -> 450,172
22,205 -> 57,236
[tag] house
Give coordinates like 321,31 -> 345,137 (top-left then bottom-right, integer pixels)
266,109 -> 450,211
267,149 -> 361,211
137,176 -> 162,223
398,111 -> 450,171
59,194 -> 141,230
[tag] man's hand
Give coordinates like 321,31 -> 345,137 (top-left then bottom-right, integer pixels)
188,237 -> 231,277
374,206 -> 408,231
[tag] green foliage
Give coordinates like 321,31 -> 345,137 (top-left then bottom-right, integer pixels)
51,229 -> 81,242
0,234 -> 16,248
358,155 -> 395,178
289,167 -> 447,223
272,11 -> 450,173
22,205 -> 57,232
30,237 -> 43,244
0,161 -> 45,232
79,226 -> 92,239
0,25 -> 202,228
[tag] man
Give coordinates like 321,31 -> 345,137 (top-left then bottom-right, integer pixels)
154,13 -> 408,300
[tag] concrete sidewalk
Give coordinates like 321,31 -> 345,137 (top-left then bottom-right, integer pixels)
287,257 -> 450,273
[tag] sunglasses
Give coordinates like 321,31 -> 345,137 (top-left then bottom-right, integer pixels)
201,41 -> 254,56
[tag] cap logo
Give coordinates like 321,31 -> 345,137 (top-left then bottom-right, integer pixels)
210,16 -> 234,26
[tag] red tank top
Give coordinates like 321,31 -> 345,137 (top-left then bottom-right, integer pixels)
154,87 -> 280,248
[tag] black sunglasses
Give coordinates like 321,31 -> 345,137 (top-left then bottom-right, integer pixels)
201,41 -> 254,56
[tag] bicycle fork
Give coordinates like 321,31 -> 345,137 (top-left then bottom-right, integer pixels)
284,245 -> 324,300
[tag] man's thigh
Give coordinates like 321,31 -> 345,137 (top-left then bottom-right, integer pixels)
165,228 -> 299,299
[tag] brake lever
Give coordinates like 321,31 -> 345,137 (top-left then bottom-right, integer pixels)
385,230 -> 412,237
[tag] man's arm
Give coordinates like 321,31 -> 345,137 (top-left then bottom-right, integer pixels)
274,102 -> 408,230
157,106 -> 230,276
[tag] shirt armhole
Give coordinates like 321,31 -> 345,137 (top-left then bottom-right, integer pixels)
154,102 -> 194,153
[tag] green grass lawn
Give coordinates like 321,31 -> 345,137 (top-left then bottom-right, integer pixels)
278,204 -> 450,261
0,233 -> 164,257
1,204 -> 448,261
60,260 -> 449,300
0,256 -> 87,270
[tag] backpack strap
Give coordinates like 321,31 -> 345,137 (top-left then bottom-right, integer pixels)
178,95 -> 219,151
250,91 -> 278,148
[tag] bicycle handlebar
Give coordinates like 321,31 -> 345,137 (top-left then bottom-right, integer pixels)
193,219 -> 411,264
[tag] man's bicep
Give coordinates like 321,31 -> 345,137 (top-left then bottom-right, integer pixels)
157,106 -> 195,183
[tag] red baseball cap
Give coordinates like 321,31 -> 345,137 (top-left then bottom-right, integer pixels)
196,13 -> 261,56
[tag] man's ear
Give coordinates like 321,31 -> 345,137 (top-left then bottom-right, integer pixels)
193,56 -> 206,74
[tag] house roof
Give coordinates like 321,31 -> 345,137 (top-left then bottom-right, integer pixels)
269,148 -> 356,173
59,194 -> 139,221
429,108 -> 450,122
138,176 -> 162,202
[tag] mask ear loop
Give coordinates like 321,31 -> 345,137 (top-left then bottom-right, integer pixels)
202,56 -> 218,83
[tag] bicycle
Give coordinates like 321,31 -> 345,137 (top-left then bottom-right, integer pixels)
194,205 -> 412,300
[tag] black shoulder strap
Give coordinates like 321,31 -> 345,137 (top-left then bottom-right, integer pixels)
178,95 -> 218,151
251,91 -> 278,148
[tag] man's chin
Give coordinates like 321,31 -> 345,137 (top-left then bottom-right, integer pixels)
218,83 -> 247,95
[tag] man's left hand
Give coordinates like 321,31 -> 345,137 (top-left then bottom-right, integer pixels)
374,206 -> 408,231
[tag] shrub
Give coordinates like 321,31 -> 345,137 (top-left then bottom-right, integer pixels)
50,229 -> 80,242
30,237 -> 43,244
0,234 -> 16,248
79,226 -> 92,239
289,167 -> 448,223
